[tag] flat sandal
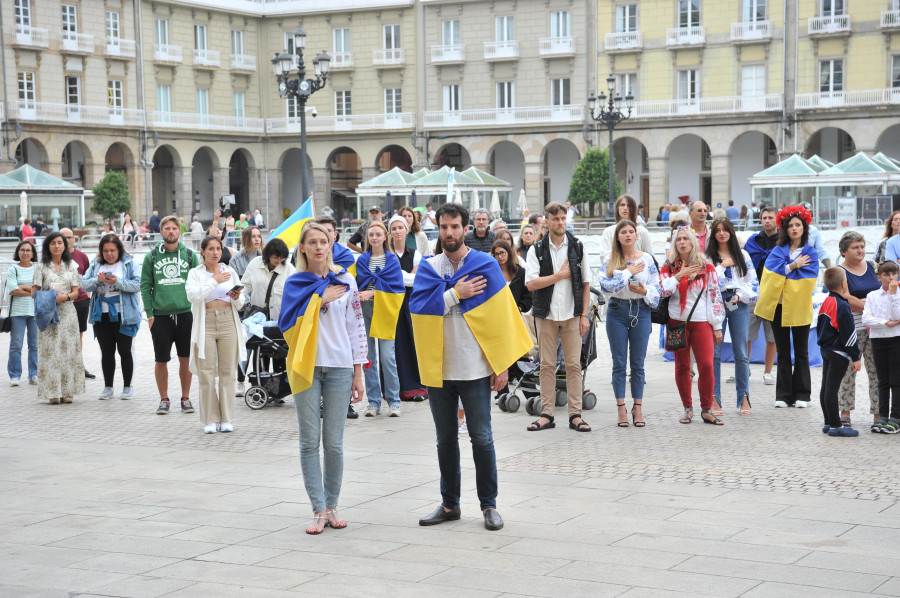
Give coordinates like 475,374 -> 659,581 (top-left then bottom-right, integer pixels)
325,508 -> 347,529
679,408 -> 693,424
305,514 -> 327,535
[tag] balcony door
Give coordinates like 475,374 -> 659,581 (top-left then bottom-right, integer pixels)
335,90 -> 352,129
17,71 -> 35,119
741,64 -> 766,109
819,59 -> 843,106
155,19 -> 168,45
333,28 -> 350,66
62,4 -> 78,49
108,79 -> 123,124
231,30 -> 243,55
442,20 -> 460,45
743,0 -> 766,22
677,69 -> 700,113
66,75 -> 81,122
821,0 -> 845,17
678,0 -> 701,28
196,88 -> 209,126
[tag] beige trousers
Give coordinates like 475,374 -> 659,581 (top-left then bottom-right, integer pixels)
197,307 -> 237,426
536,317 -> 583,418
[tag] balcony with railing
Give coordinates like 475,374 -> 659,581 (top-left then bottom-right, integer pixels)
152,111 -> 263,133
808,15 -> 851,36
330,52 -> 354,69
629,94 -> 782,119
8,101 -> 144,126
604,32 -> 642,52
7,25 -> 49,49
796,88 -> 900,109
484,40 -> 519,61
666,26 -> 706,47
372,48 -> 405,66
731,21 -> 772,43
423,104 -> 583,129
882,10 -> 900,29
431,44 -> 465,64
104,37 -> 136,58
267,112 -> 415,133
60,31 -> 94,54
230,54 -> 256,71
153,44 -> 182,63
539,36 -> 575,57
194,49 -> 221,68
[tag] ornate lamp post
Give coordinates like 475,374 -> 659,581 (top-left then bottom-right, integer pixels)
588,74 -> 634,215
272,28 -> 330,203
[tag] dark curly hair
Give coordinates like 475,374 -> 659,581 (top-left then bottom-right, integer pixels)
41,232 -> 71,264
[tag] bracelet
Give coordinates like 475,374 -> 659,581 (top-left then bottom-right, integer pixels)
452,288 -> 461,301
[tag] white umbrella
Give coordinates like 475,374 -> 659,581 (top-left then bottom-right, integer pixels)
472,190 -> 480,211
517,188 -> 527,217
490,189 -> 501,218
19,191 -> 27,224
454,188 -> 463,204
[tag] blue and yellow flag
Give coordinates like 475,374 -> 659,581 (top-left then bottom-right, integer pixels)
410,250 -> 532,387
348,251 -> 405,340
270,198 -> 314,248
754,244 -> 819,327
278,269 -> 349,393
332,242 -> 356,269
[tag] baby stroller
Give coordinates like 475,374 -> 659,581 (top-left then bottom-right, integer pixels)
497,288 -> 603,414
243,325 -> 292,410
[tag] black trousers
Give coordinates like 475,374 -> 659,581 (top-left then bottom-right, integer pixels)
820,351 -> 848,429
94,313 -> 134,387
871,337 -> 900,420
770,304 -> 811,405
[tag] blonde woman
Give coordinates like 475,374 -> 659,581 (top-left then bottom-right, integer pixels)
599,195 -> 655,259
660,227 -> 726,425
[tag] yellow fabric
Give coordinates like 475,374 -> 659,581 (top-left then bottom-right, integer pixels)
282,294 -> 322,394
754,267 -> 817,327
371,289 -> 404,340
464,288 -> 534,376
411,314 -> 444,387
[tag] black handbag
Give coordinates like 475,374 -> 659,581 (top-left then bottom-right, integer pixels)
239,272 -> 278,321
649,256 -> 670,325
664,290 -> 704,352
1,266 -> 17,333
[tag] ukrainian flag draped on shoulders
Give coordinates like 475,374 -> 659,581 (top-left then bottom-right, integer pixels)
332,243 -> 355,269
754,243 -> 819,327
410,250 -> 532,388
348,251 -> 405,340
278,269 -> 349,394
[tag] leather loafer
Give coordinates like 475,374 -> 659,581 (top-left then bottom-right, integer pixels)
419,505 -> 461,526
483,508 -> 504,531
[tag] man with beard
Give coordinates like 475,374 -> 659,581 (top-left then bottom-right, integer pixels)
744,205 -> 780,385
464,208 -> 495,252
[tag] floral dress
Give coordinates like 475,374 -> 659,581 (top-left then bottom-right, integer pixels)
34,261 -> 85,400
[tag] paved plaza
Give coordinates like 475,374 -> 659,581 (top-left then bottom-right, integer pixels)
1,323 -> 899,598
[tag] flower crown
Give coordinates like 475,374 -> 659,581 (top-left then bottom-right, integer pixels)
776,205 -> 812,228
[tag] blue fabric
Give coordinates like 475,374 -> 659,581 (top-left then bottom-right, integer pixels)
605,298 -> 651,400
714,300 -> 750,407
92,295 -> 121,322
7,315 -> 37,379
34,291 -> 60,331
82,256 -> 143,328
808,226 -> 831,264
844,262 -> 879,300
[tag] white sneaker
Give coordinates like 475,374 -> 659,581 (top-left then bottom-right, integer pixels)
235,381 -> 246,397
458,420 -> 468,434
726,376 -> 735,383
29,376 -> 37,385
774,400 -> 788,408
98,387 -> 114,400
9,378 -> 20,387
121,386 -> 134,400
389,404 -> 401,417
364,405 -> 379,417
203,423 -> 218,434
763,372 -> 776,385
219,422 -> 234,432
795,401 -> 809,409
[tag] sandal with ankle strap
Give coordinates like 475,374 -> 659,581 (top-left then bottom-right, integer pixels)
306,514 -> 327,535
679,407 -> 693,424
569,414 -> 591,432
631,402 -> 645,427
527,414 -> 555,431
325,508 -> 347,529
616,400 -> 629,428
701,409 -> 725,425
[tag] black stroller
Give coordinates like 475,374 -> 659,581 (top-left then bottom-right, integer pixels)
243,326 -> 292,410
496,288 -> 603,414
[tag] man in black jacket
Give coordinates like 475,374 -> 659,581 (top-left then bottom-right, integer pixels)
464,208 -> 494,252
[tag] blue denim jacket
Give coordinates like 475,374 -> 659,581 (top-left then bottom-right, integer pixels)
81,254 -> 142,328
34,290 -> 60,331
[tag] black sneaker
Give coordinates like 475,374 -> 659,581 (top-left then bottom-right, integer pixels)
84,370 -> 96,380
181,398 -> 195,414
156,399 -> 170,414
347,403 -> 359,419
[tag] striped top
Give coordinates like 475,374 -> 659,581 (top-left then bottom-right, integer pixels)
4,264 -> 35,317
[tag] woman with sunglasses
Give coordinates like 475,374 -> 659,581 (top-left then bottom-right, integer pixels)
598,220 -> 661,427
599,195 -> 654,260
706,218 -> 757,415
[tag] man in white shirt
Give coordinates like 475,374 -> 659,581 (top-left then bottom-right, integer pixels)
421,203 -> 437,240
565,200 -> 576,233
253,209 -> 264,228
525,202 -> 592,432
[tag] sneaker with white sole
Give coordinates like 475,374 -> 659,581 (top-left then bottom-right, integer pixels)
795,401 -> 809,409
763,372 -> 776,385
364,405 -> 380,417
29,376 -> 37,385
203,423 -> 218,434
726,376 -> 735,383
389,404 -> 401,417
235,381 -> 246,397
774,400 -> 788,408
219,422 -> 234,433
9,378 -> 20,387
98,387 -> 114,400
121,386 -> 134,400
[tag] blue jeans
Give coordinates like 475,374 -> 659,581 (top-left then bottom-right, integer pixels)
293,366 -> 353,513
8,315 -> 38,380
361,300 -> 400,408
427,376 -> 498,511
713,298 -> 751,408
605,299 -> 651,400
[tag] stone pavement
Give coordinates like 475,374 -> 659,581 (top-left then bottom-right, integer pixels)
1,324 -> 899,598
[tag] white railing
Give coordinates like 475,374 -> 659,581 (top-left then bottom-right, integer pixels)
153,44 -> 182,63
666,26 -> 705,46
630,94 -> 782,118
539,36 -> 575,56
423,104 -> 583,128
152,111 -> 263,132
266,112 -> 415,133
61,31 -> 94,53
484,40 -> 519,60
8,101 -> 144,126
7,24 -> 49,48
604,31 -> 642,51
731,20 -> 772,41
431,44 -> 465,63
330,52 -> 354,68
882,10 -> 900,28
808,15 -> 851,35
105,37 -> 136,58
796,88 -> 900,109
230,54 -> 256,70
372,48 -> 405,65
194,49 -> 221,67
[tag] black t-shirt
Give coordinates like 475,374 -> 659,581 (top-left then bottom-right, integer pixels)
349,221 -> 372,247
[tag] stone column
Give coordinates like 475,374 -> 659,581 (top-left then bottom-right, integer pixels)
174,166 -> 193,218
213,167 -> 230,204
710,154 -> 731,209
523,160 -> 543,214
647,156 -> 669,211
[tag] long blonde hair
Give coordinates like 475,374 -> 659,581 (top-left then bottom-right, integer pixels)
670,227 -> 706,267
606,219 -> 638,277
296,222 -> 341,273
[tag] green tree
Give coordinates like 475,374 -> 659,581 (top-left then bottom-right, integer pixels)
91,170 -> 131,221
567,147 -> 622,218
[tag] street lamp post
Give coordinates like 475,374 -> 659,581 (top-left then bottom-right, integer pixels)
272,28 -> 330,204
588,74 -> 634,216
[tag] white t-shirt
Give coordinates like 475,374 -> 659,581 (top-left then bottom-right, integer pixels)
97,261 -> 124,312
422,210 -> 436,230
204,266 -> 234,303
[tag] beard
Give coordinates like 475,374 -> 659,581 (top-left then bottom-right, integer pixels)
442,233 -> 464,253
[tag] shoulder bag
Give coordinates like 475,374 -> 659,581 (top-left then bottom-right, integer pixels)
664,288 -> 704,352
240,272 -> 278,321
0,266 -> 18,333
649,256 -> 671,325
